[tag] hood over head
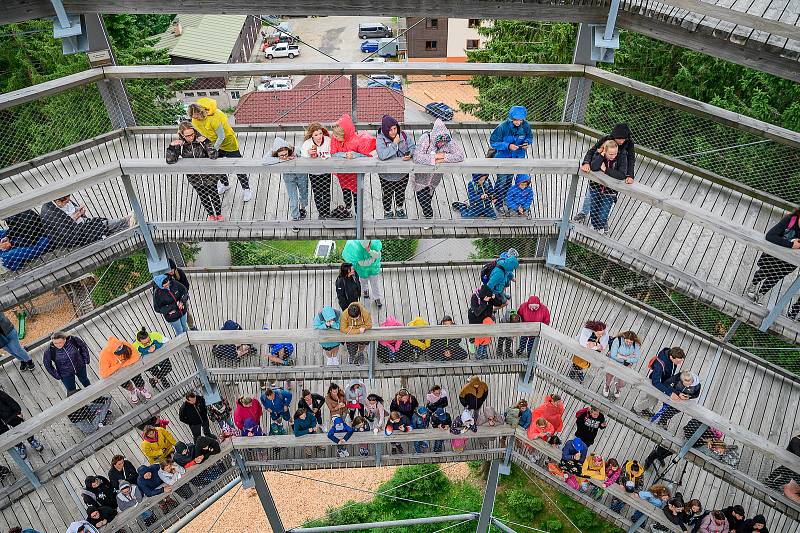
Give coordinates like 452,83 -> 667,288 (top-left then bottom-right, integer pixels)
508,106 -> 527,121
84,476 -> 99,490
408,316 -> 428,327
499,256 -> 519,271
196,97 -> 218,115
168,258 -> 177,270
430,119 -> 452,146
271,136 -> 294,157
332,416 -> 347,431
434,407 -> 447,419
380,115 -> 400,139
381,315 -> 403,327
416,406 -> 429,416
118,480 -> 131,491
610,123 -> 631,140
477,284 -> 494,300
336,114 -> 357,140
222,320 -> 241,331
515,174 -> 531,186
321,306 -> 338,321
472,173 -> 489,182
153,274 -> 168,287
526,295 -> 541,306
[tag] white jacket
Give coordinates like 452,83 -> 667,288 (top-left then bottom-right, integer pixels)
300,136 -> 331,159
158,464 -> 186,486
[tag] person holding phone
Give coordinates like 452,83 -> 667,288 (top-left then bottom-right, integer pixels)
489,106 -> 533,213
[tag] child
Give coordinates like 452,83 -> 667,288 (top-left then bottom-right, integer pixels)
365,394 -> 387,433
651,371 -> 701,428
377,316 -> 404,363
265,341 -> 295,366
504,174 -> 534,219
603,458 -> 621,487
581,453 -> 606,481
474,316 -> 494,359
269,137 -> 309,226
528,417 -> 555,443
430,408 -> 452,453
352,416 -> 371,457
496,309 -> 520,358
453,173 -> 496,219
450,410 -> 475,452
346,379 -> 367,420
328,415 -> 354,458
411,406 -> 431,453
516,399 -> 532,430
133,328 -> 172,390
620,459 -> 644,493
312,306 -> 341,365
560,437 -> 588,476
385,411 -> 411,454
587,139 -> 628,234
242,418 -> 263,437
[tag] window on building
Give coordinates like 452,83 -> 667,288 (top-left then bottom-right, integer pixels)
425,40 -> 438,51
230,91 -> 241,100
468,19 -> 481,28
427,18 -> 438,29
466,39 -> 480,50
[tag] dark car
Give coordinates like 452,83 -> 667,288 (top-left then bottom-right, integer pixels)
360,40 -> 380,53
425,102 -> 454,121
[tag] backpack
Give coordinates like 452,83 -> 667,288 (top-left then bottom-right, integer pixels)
783,214 -> 798,240
269,421 -> 287,436
480,260 -> 498,284
505,407 -> 521,427
207,399 -> 232,423
646,351 -> 667,376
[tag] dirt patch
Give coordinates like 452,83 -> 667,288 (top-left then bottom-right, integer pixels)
183,463 -> 472,532
5,291 -> 76,346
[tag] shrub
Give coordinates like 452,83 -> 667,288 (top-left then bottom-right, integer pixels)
574,508 -> 596,528
543,519 -> 563,532
376,464 -> 450,503
506,489 -> 544,521
381,239 -> 418,261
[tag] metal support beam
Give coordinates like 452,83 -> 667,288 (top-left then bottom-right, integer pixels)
499,440 -> 514,476
356,173 -> 365,239
490,518 -> 518,533
591,0 -> 621,62
546,173 -> 579,268
678,422 -> 709,460
8,448 -> 41,489
627,512 -> 647,533
121,174 -> 168,273
375,438 -> 382,467
291,513 -> 477,533
562,23 -> 596,123
368,341 -> 376,382
518,336 -> 540,394
760,277 -> 800,331
699,320 -> 740,405
351,75 -> 358,122
253,472 -> 286,533
84,14 -> 136,128
187,343 -> 221,404
165,477 -> 241,533
231,450 -> 253,488
476,460 -> 501,533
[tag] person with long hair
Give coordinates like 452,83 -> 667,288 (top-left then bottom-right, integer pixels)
165,121 -> 223,220
335,262 -> 361,311
572,320 -> 608,383
604,330 -> 642,399
300,122 -> 333,218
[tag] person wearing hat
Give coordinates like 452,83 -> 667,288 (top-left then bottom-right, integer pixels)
560,436 -> 588,476
430,407 -> 452,453
313,306 -> 342,365
575,123 -> 635,224
152,274 -> 190,336
411,406 -> 431,453
452,173 -> 497,219
489,106 -> 533,211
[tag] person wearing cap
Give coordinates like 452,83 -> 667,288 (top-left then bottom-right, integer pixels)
152,274 -> 190,336
489,106 -> 533,212
575,123 -> 635,224
452,173 -> 497,219
560,436 -> 588,475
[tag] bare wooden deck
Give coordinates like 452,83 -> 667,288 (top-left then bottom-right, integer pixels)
0,262 -> 797,530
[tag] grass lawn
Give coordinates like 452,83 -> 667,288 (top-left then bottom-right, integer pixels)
260,240 -> 346,259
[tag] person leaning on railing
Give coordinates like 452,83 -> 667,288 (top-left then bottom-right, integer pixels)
300,122 -> 333,219
746,207 -> 800,305
339,302 -> 372,364
412,119 -> 465,222
375,114 -> 415,220
165,121 -> 223,221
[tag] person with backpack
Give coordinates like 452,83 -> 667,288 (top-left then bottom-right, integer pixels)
152,274 -> 190,336
603,330 -> 642,399
43,331 -> 91,392
340,302 -> 372,364
632,346 -> 686,418
376,115 -> 415,219
516,295 -> 551,356
342,240 -> 383,308
489,106 -> 533,212
452,173 -> 497,219
574,405 -> 607,446
572,320 -> 608,383
575,123 -> 635,224
211,320 -> 253,361
651,371 -> 701,428
412,119 -> 465,221
486,255 -> 519,305
468,285 -> 499,326
746,207 -> 800,303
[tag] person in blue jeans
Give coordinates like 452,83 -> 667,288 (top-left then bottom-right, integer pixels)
0,313 -> 34,372
0,389 -> 44,459
152,274 -> 189,336
586,140 -> 629,234
43,331 -> 91,392
489,105 -> 533,214
270,137 -> 309,229
453,173 -> 497,219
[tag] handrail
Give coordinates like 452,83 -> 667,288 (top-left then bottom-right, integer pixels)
0,62 -> 798,149
538,324 -> 800,473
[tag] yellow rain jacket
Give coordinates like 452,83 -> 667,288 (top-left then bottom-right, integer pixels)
407,316 -> 431,351
191,97 -> 239,152
140,426 -> 177,464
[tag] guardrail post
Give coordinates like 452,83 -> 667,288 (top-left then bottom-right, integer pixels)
8,447 -> 41,489
253,471 -> 286,533
476,460 -> 501,533
546,174 -> 579,268
759,278 -> 800,331
517,336 -> 540,394
499,439 -> 514,476
678,423 -> 709,460
356,173 -> 365,239
562,23 -> 595,124
368,340 -> 376,381
121,174 -> 169,274
351,75 -> 358,122
627,512 -> 647,533
187,343 -> 221,404
231,449 -> 254,488
375,439 -> 382,467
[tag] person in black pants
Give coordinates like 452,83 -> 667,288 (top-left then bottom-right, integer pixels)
375,115 -> 415,219
178,392 -> 212,441
747,208 -> 800,302
301,123 -> 333,219
335,262 -> 361,311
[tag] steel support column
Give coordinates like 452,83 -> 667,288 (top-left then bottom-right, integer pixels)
760,277 -> 800,331
490,518 -> 518,533
253,472 -> 286,533
187,343 -> 221,404
8,448 -> 41,489
546,174 -> 579,268
356,173 -> 365,239
561,23 -> 595,124
627,512 -> 647,533
678,422 -> 710,460
121,174 -> 169,273
499,439 -> 514,476
291,513 -> 477,532
517,336 -> 540,394
476,460 -> 501,533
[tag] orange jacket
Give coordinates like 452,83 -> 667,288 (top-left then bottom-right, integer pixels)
98,337 -> 140,378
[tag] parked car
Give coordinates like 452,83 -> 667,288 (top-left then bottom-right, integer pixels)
264,43 -> 300,59
425,102 -> 454,121
368,74 -> 400,84
260,75 -> 292,84
376,38 -> 398,58
367,79 -> 402,91
360,40 -> 379,53
362,57 -> 386,63
358,23 -> 393,39
257,79 -> 293,91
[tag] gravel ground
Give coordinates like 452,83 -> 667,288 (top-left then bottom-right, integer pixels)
6,291 -> 76,345
183,462 -> 471,532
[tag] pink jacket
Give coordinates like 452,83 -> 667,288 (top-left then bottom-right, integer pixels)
603,465 -> 621,487
233,398 -> 263,430
379,316 -> 403,352
517,295 -> 551,325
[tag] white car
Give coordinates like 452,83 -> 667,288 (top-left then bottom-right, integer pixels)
362,57 -> 386,64
368,74 -> 400,83
257,79 -> 292,91
264,43 -> 300,59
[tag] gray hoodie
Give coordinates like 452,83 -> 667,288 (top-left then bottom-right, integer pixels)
116,480 -> 144,511
264,137 -> 308,181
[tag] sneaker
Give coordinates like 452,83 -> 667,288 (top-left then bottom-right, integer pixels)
611,383 -> 619,397
337,448 -> 349,458
14,444 -> 26,460
128,389 -> 140,404
385,211 -> 395,219
28,437 -> 43,452
602,385 -> 610,398
745,282 -> 760,299
217,182 -> 230,195
526,211 -> 532,220
138,388 -> 152,401
25,360 -> 35,371
148,376 -> 160,389
18,361 -> 28,372
299,207 -> 307,219
376,299 -> 383,309
207,215 -> 217,221
291,227 -> 300,233
359,448 -> 369,457
597,227 -> 606,235
423,226 -> 432,230
395,210 -> 407,219
572,212 -> 587,223
243,188 -> 253,202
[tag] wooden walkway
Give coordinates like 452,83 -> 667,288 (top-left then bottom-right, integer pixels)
0,262 -> 798,530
